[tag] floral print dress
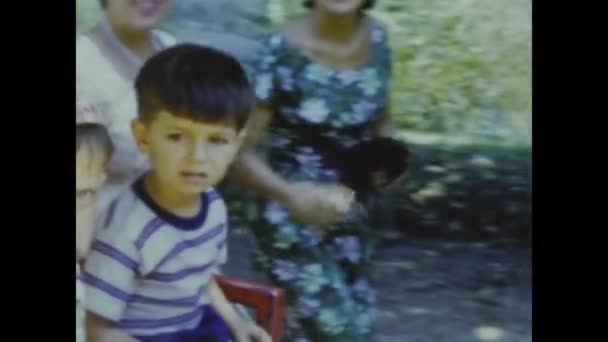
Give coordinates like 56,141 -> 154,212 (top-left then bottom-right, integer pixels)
251,18 -> 392,341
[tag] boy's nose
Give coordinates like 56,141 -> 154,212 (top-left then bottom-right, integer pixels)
191,142 -> 208,161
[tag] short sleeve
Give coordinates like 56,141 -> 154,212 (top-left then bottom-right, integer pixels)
82,230 -> 140,322
251,34 -> 284,106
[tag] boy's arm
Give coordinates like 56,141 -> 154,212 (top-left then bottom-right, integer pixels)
208,276 -> 247,332
87,312 -> 139,342
208,277 -> 271,342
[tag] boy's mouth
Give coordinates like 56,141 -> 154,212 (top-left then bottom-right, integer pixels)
180,171 -> 207,184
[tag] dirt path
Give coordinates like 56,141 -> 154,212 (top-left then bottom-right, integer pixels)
224,228 -> 531,341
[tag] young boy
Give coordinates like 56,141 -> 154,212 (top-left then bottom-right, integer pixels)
82,44 -> 271,342
77,122 -> 114,342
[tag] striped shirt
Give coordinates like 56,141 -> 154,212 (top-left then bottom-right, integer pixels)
82,177 -> 228,336
77,262 -> 86,342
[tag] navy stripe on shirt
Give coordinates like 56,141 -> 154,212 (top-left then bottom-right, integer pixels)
152,223 -> 225,272
103,200 -> 118,229
91,241 -> 139,272
85,271 -> 204,307
81,271 -> 132,302
148,260 -> 217,282
135,217 -> 164,249
117,307 -> 202,329
130,286 -> 205,307
207,190 -> 221,202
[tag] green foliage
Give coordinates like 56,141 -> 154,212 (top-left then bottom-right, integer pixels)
268,0 -> 532,144
375,136 -> 532,241
221,136 -> 532,242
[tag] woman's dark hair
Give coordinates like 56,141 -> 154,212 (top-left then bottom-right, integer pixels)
135,44 -> 254,130
98,0 -> 107,9
303,0 -> 375,11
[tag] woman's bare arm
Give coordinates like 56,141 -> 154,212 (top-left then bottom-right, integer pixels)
229,103 -> 293,203
229,103 -> 354,225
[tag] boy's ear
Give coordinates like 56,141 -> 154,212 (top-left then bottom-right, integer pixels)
131,119 -> 151,155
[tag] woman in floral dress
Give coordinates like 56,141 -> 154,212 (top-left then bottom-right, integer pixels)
231,0 -> 399,340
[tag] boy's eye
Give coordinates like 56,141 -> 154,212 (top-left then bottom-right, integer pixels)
209,136 -> 229,145
167,133 -> 183,142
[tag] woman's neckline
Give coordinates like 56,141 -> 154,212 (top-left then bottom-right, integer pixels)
100,16 -> 162,64
278,16 -> 379,72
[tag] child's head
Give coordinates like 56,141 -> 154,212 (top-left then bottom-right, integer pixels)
131,44 -> 254,196
76,123 -> 113,259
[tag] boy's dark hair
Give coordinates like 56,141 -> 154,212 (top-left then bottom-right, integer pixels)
134,44 -> 254,130
76,122 -> 114,163
98,0 -> 106,9
303,0 -> 375,11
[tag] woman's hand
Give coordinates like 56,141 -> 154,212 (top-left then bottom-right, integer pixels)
284,182 -> 355,225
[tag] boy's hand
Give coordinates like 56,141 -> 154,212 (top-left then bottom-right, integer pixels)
232,319 -> 272,342
285,182 -> 355,225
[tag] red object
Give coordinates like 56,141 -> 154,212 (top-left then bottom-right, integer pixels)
215,274 -> 285,341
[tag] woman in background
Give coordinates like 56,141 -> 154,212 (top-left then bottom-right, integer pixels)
232,0 -> 399,340
76,0 -> 176,214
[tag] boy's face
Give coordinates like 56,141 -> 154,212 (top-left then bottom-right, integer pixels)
132,110 -> 246,197
76,148 -> 107,260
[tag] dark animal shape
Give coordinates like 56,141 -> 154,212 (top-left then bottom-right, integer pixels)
324,137 -> 410,201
